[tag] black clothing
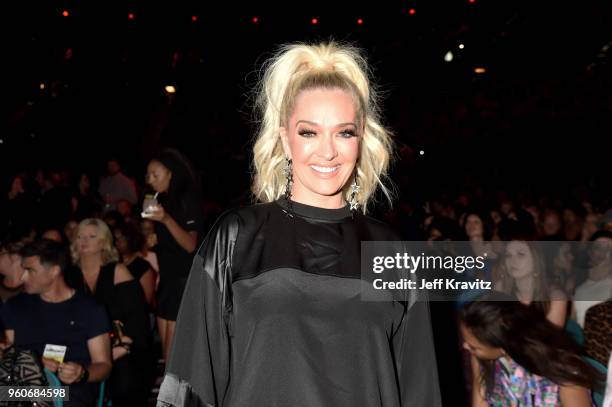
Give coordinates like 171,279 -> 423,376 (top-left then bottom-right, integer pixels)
70,262 -> 151,406
126,256 -> 152,281
0,291 -> 110,407
155,191 -> 203,320
157,199 -> 441,407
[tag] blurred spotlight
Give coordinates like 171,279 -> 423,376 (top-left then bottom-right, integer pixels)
444,51 -> 454,62
419,150 -> 425,156
459,43 -> 465,49
191,15 -> 198,22
61,10 -> 69,17
311,18 -> 318,25
128,13 -> 135,20
252,16 -> 259,24
474,67 -> 487,74
357,18 -> 363,25
164,85 -> 176,94
40,83 -> 46,90
409,8 -> 416,15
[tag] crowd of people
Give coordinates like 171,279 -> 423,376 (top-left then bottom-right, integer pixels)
0,41 -> 610,407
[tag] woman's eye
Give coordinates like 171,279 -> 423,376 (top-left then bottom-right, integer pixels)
338,129 -> 357,138
298,129 -> 316,138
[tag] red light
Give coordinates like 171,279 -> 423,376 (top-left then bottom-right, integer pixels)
128,13 -> 135,20
61,10 -> 69,17
469,0 -> 476,3
357,18 -> 363,25
311,18 -> 318,25
191,15 -> 198,22
252,16 -> 259,23
409,8 -> 416,15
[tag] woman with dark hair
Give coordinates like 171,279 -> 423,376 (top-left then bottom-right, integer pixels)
144,148 -> 203,362
113,222 -> 156,307
460,291 -> 601,406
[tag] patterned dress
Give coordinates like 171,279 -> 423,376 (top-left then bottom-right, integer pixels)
486,356 -> 560,406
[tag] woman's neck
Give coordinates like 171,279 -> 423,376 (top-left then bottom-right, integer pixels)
122,252 -> 138,265
80,254 -> 102,272
514,275 -> 535,303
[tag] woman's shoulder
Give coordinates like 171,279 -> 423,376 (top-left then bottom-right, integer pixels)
203,202 -> 279,234
112,262 -> 134,285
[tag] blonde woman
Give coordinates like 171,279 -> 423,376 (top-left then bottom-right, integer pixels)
157,42 -> 441,407
70,218 -> 151,406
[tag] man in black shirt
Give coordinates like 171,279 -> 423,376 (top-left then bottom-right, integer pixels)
0,239 -> 112,406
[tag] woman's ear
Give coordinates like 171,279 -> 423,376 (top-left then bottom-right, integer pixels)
279,127 -> 292,160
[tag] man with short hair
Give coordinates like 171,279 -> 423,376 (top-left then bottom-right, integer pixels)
0,239 -> 112,406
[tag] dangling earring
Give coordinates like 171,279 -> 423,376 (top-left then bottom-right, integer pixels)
282,157 -> 294,217
349,173 -> 360,212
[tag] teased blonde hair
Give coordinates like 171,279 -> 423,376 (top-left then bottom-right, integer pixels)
71,218 -> 119,266
252,41 -> 394,214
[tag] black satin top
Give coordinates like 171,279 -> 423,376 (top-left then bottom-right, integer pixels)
157,199 -> 441,407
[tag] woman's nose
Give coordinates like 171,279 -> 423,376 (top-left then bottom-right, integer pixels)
317,134 -> 338,161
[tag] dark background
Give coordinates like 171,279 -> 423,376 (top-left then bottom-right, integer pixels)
2,0 -> 610,204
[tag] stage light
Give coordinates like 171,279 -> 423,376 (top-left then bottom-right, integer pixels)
459,43 -> 465,49
165,85 -> 176,94
252,16 -> 259,23
62,10 -> 69,17
444,51 -> 454,62
419,150 -> 424,156
0,139 -> 4,144
357,18 -> 363,25
474,67 -> 486,74
40,83 -> 46,90
469,0 -> 476,3
128,13 -> 135,20
191,15 -> 198,22
311,18 -> 318,25
409,8 -> 416,15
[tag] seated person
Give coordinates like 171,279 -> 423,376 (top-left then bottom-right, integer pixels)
584,299 -> 612,366
573,231 -> 612,326
0,239 -> 112,407
0,240 -> 26,302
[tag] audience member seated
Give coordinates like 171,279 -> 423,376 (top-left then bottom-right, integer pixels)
41,229 -> 65,245
0,239 -> 112,407
113,222 -> 156,308
69,218 -> 151,407
0,240 -> 26,302
573,230 -> 612,327
495,239 -> 568,327
583,299 -> 612,366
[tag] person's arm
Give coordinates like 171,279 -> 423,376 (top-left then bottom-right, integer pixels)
392,289 -> 442,407
58,333 -> 112,384
547,289 -> 568,328
559,384 -> 593,407
470,354 -> 489,407
3,330 -> 14,345
147,205 -> 197,253
113,263 -> 134,284
157,211 -> 237,407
